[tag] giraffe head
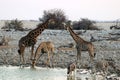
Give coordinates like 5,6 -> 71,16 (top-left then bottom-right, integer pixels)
45,13 -> 56,24
67,62 -> 76,75
62,22 -> 71,31
64,20 -> 72,29
48,19 -> 55,24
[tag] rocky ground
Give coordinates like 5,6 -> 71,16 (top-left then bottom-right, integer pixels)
0,29 -> 120,78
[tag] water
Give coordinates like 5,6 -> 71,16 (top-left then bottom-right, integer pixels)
0,66 -> 104,80
0,66 -> 67,80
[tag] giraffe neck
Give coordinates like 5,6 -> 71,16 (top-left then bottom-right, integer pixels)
68,26 -> 84,43
27,19 -> 50,38
37,19 -> 50,32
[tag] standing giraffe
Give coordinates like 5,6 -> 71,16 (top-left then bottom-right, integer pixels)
63,23 -> 96,67
18,18 -> 55,67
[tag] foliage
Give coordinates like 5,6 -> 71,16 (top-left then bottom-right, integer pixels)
2,19 -> 24,31
72,18 -> 99,30
39,9 -> 68,29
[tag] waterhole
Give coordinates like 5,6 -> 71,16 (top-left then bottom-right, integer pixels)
0,66 -> 67,80
0,66 -> 96,80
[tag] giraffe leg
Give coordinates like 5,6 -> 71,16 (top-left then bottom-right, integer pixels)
77,48 -> 81,68
18,46 -> 25,67
47,52 -> 51,67
32,46 -> 42,67
88,44 -> 95,68
18,49 -> 22,67
76,44 -> 81,68
30,45 -> 34,60
89,50 -> 94,68
48,53 -> 52,67
21,52 -> 25,67
36,53 -> 44,62
31,59 -> 36,68
19,54 -> 22,67
51,52 -> 54,68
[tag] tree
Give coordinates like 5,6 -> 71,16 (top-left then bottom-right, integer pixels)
39,9 -> 68,29
72,18 -> 99,30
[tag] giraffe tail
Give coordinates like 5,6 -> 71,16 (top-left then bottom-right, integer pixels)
18,49 -> 21,55
67,66 -> 70,74
94,53 -> 96,57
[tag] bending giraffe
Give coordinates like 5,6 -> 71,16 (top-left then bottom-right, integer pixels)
63,23 -> 96,67
18,18 -> 55,67
31,41 -> 54,68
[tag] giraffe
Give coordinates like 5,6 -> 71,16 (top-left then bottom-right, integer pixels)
67,62 -> 76,80
18,18 -> 55,67
63,23 -> 96,67
31,41 -> 54,68
95,59 -> 109,74
91,59 -> 109,80
67,62 -> 76,75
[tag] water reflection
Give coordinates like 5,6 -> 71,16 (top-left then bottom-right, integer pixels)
67,76 -> 76,80
0,66 -> 94,80
0,66 -> 67,80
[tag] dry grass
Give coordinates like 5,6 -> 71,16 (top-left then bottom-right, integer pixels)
0,45 -> 17,49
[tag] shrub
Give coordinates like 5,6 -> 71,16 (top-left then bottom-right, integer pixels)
2,19 -> 24,31
72,18 -> 99,30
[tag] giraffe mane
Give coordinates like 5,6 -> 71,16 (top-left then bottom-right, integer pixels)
37,19 -> 50,28
67,25 -> 80,38
36,23 -> 42,28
